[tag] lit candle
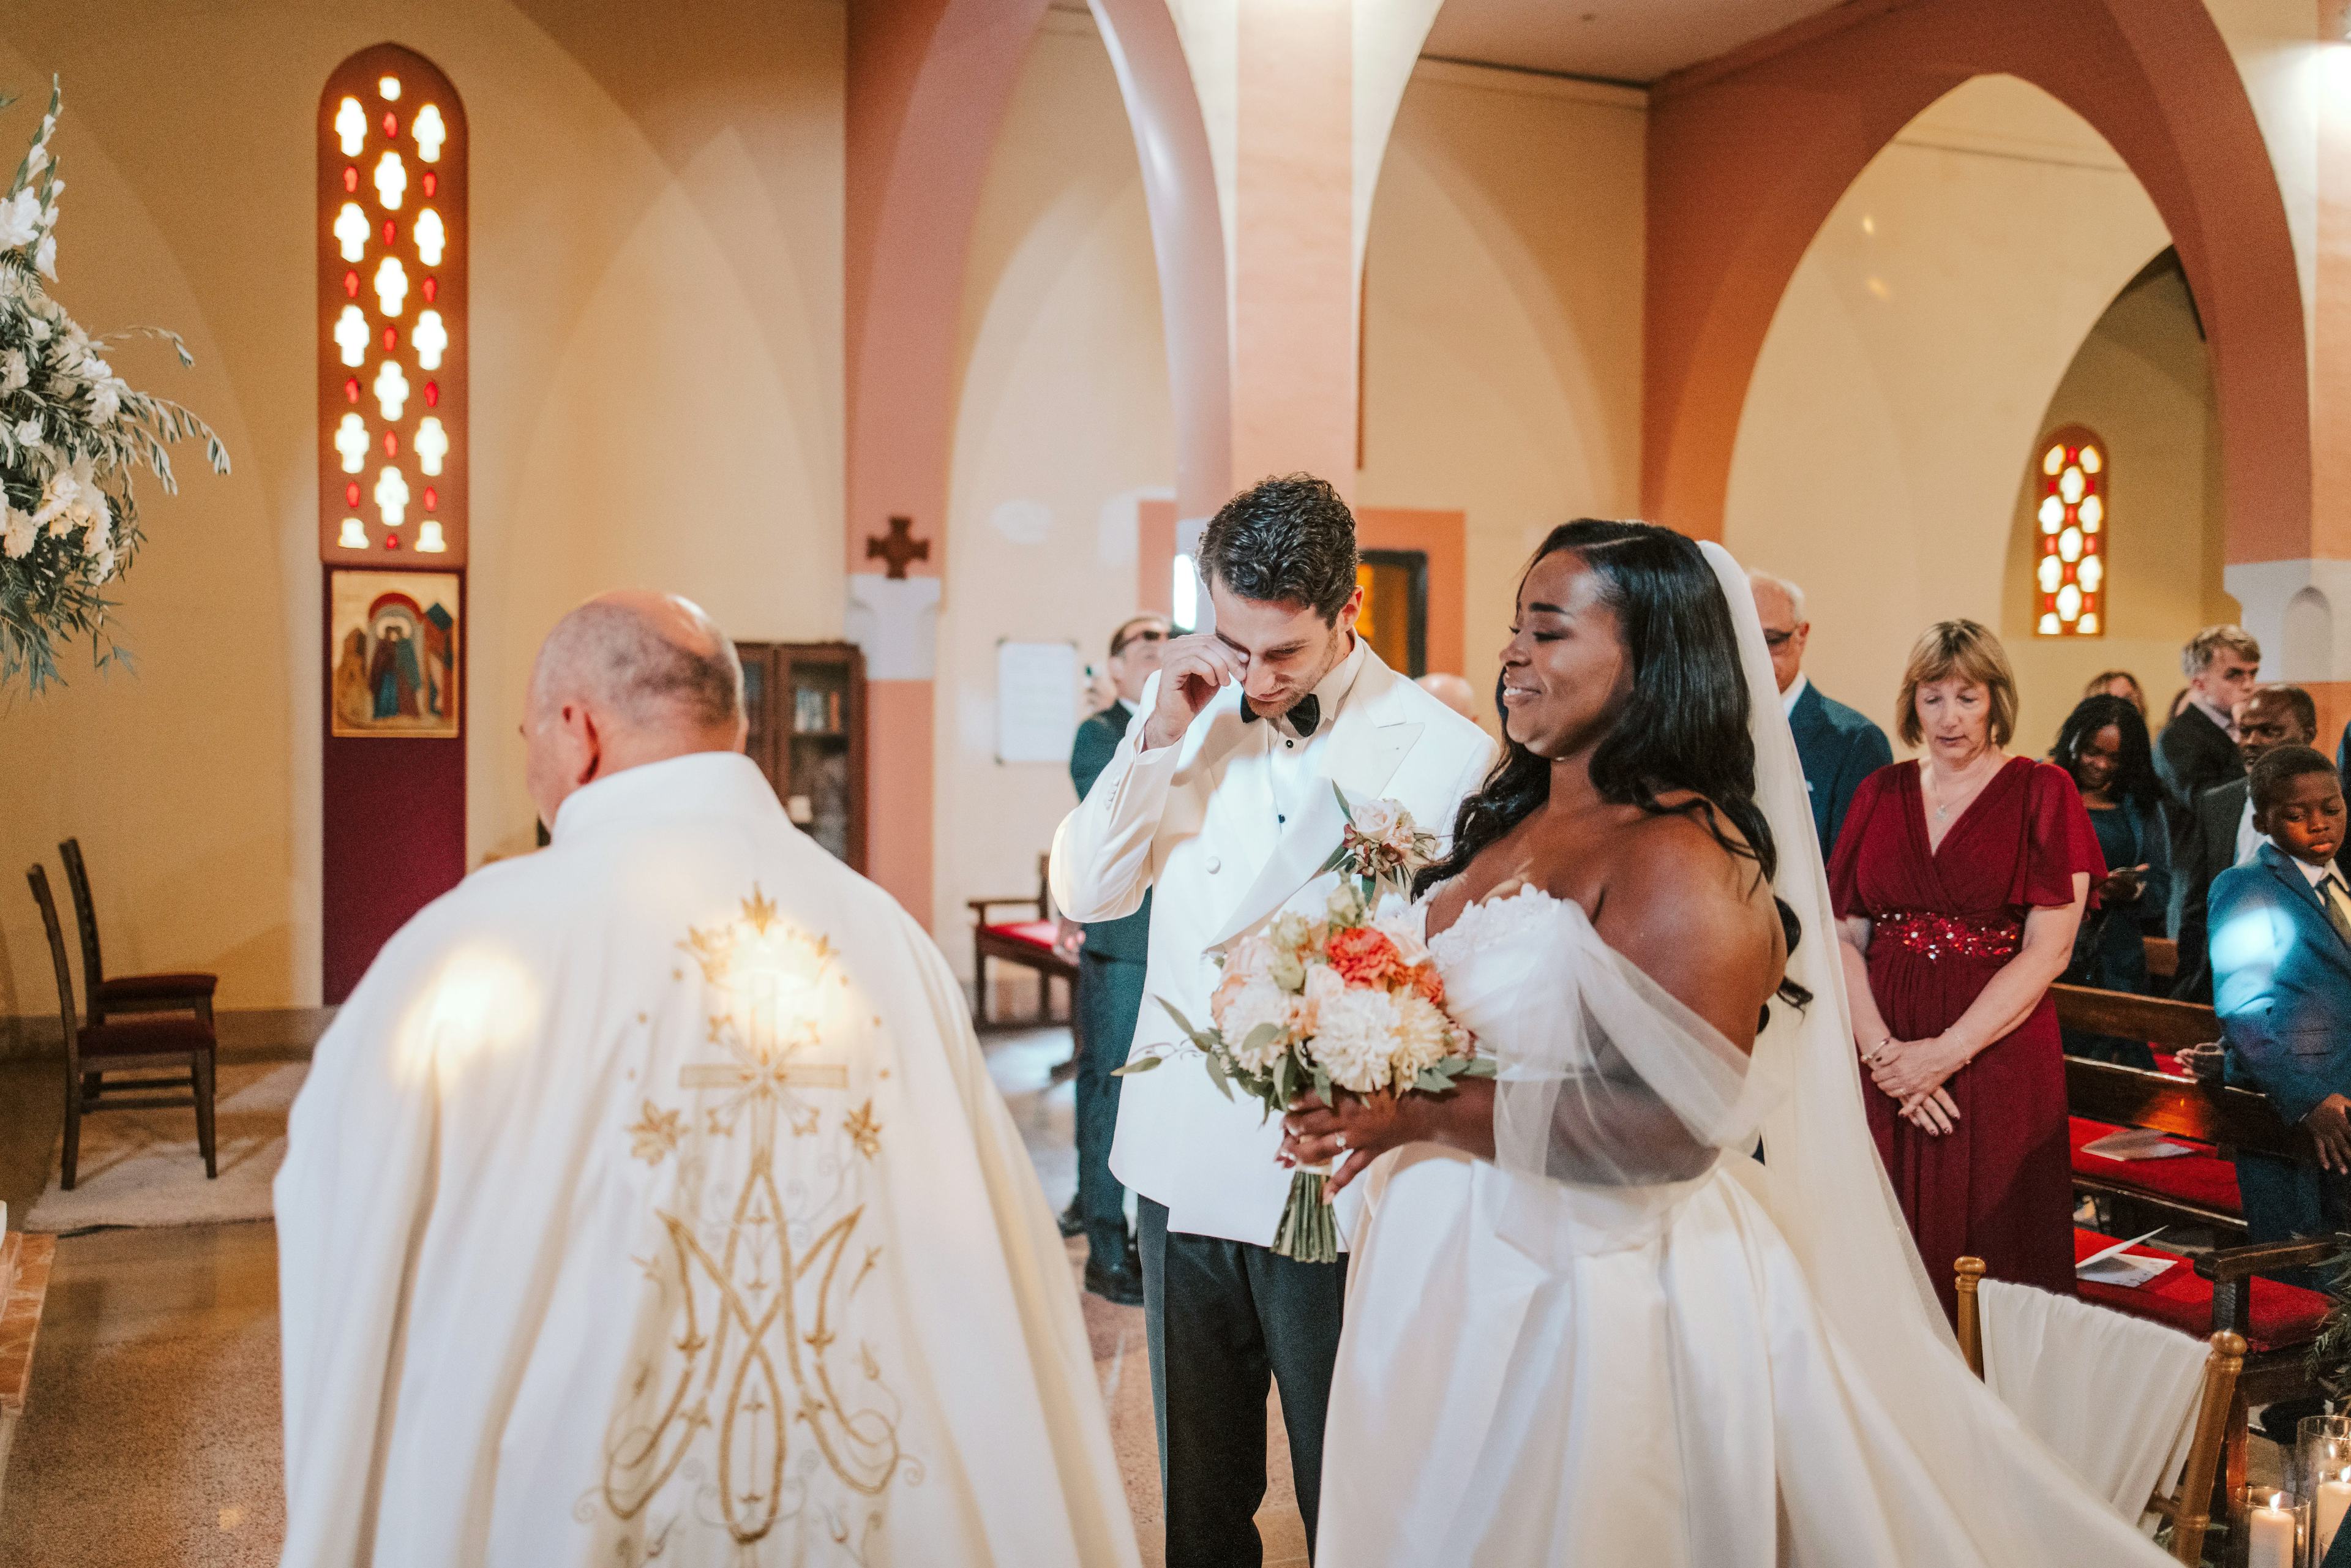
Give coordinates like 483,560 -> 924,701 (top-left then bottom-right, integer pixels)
2249,1492 -> 2296,1568
2319,1470 -> 2351,1559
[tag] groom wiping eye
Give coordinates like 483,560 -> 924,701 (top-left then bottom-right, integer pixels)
1051,473 -> 1496,1567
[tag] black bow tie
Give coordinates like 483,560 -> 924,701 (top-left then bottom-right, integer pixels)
1241,693 -> 1319,738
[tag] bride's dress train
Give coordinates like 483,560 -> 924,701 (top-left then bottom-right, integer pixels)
1316,539 -> 2171,1567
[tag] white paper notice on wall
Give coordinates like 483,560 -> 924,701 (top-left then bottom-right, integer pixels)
996,640 -> 1079,765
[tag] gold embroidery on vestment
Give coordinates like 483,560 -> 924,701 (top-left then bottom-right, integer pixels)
599,886 -> 915,1557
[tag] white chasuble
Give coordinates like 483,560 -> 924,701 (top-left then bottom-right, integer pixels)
276,752 -> 1138,1568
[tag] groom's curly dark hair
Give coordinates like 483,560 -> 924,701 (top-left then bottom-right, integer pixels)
1198,474 -> 1359,623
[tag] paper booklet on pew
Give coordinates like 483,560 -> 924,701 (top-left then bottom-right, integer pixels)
2076,1227 -> 2177,1289
2081,1127 -> 2197,1161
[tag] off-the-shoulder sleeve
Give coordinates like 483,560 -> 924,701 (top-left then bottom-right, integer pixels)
2009,760 -> 2107,910
1828,763 -> 1892,920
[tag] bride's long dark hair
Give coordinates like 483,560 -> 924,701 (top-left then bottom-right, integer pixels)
1414,520 -> 1809,1010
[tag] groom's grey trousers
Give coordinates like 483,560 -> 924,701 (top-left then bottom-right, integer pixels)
1138,1196 -> 1349,1567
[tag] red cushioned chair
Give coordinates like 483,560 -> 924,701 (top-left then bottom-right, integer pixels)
2068,1115 -> 2244,1233
966,853 -> 1078,1028
28,865 -> 216,1190
57,838 -> 216,1029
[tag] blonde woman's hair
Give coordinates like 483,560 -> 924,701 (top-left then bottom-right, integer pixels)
1896,620 -> 2017,749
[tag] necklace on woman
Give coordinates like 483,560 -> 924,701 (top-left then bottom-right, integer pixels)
1926,754 -> 1998,822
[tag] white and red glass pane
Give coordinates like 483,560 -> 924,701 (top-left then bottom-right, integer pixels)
318,46 -> 464,563
2033,429 -> 2105,637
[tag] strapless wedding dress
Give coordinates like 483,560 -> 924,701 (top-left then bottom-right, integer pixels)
1315,885 -> 2170,1568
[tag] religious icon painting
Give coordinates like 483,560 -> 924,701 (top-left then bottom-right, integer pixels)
329,569 -> 461,738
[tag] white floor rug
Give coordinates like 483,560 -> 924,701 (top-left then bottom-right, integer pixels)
18,1060 -> 304,1234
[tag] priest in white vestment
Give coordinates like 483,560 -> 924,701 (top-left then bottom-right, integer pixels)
276,591 -> 1138,1568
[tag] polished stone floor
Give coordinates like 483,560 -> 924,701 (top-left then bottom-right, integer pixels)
0,1034 -> 1310,1566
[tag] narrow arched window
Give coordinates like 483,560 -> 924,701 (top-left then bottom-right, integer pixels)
319,46 -> 465,563
2032,426 -> 2105,637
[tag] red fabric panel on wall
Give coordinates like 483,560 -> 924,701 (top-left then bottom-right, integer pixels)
320,569 -> 466,1002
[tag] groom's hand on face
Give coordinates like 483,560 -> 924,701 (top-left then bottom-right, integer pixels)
1143,632 -> 1246,750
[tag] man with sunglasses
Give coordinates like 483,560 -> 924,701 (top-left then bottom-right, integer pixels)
1750,570 -> 1891,858
1059,612 -> 1170,1305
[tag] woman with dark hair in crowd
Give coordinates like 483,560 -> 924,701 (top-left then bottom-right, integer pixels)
1285,525 -> 2166,1567
2049,694 -> 2172,1065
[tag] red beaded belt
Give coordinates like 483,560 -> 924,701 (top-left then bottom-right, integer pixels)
1875,911 -> 2020,961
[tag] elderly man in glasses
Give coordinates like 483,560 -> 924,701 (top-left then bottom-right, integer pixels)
1054,611 -> 1170,1304
1750,570 -> 1891,859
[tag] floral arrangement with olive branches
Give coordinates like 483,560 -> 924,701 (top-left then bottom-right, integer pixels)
0,79 -> 228,694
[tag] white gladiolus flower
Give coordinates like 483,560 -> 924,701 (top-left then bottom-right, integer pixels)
0,189 -> 37,250
1,349 -> 26,391
25,313 -> 49,342
34,231 -> 54,279
0,507 -> 35,559
12,416 -> 39,448
24,144 -> 45,180
81,505 -> 110,557
1308,986 -> 1404,1093
88,541 -> 115,582
87,378 -> 119,424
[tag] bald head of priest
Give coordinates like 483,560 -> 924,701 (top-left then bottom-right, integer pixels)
521,589 -> 749,825
273,588 -> 1139,1568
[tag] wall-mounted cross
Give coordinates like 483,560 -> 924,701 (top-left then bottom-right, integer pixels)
865,515 -> 930,580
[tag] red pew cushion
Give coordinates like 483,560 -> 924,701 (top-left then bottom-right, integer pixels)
981,920 -> 1061,954
2068,1116 -> 2242,1217
2071,1228 -> 2330,1352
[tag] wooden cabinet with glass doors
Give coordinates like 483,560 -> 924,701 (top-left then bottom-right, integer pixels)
736,641 -> 868,872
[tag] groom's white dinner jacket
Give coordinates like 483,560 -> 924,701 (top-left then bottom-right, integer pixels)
1050,640 -> 1494,1247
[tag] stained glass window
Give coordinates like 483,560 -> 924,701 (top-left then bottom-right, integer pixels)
320,47 -> 464,562
2032,426 -> 2106,637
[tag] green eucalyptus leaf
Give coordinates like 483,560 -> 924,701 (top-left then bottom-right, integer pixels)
1111,1054 -> 1166,1077
1202,1048 -> 1234,1101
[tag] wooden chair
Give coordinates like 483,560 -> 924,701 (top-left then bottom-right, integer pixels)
28,866 -> 216,1190
56,839 -> 216,1029
2055,985 -> 2244,1235
967,853 -> 1078,1027
2143,935 -> 2178,981
1955,1257 -> 2243,1565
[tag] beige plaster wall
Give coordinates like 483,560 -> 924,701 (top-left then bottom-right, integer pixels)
1359,63 -> 1647,693
0,1 -> 845,1019
1723,75 -> 2194,760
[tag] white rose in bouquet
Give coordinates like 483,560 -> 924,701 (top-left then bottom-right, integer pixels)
1348,797 -> 1400,842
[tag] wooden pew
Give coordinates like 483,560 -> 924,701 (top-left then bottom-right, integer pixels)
2053,982 -> 2338,1541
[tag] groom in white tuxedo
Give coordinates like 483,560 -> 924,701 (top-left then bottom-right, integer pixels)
1052,475 -> 1493,1566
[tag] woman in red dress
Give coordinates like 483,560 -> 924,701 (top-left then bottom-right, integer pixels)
1829,620 -> 2103,1318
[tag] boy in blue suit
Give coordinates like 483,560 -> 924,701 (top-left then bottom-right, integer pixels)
2213,745 -> 2351,1270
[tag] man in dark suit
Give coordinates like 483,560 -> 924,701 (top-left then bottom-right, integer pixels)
2172,685 -> 2315,1000
2213,746 -> 2351,1321
1748,570 -> 1891,860
1062,612 -> 1168,1306
2156,625 -> 2260,852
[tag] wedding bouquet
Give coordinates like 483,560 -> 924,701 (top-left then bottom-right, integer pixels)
1119,789 -> 1491,1262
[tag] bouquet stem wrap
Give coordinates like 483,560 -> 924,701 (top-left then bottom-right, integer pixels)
1272,1163 -> 1338,1264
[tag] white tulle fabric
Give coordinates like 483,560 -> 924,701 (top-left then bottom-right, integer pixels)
1980,1280 -> 2210,1525
1313,541 -> 2172,1567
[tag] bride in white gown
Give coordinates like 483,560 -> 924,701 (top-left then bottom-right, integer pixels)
1280,523 -> 2170,1567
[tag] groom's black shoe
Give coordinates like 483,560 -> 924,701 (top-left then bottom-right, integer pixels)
1058,1198 -> 1084,1239
1085,1245 -> 1145,1307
